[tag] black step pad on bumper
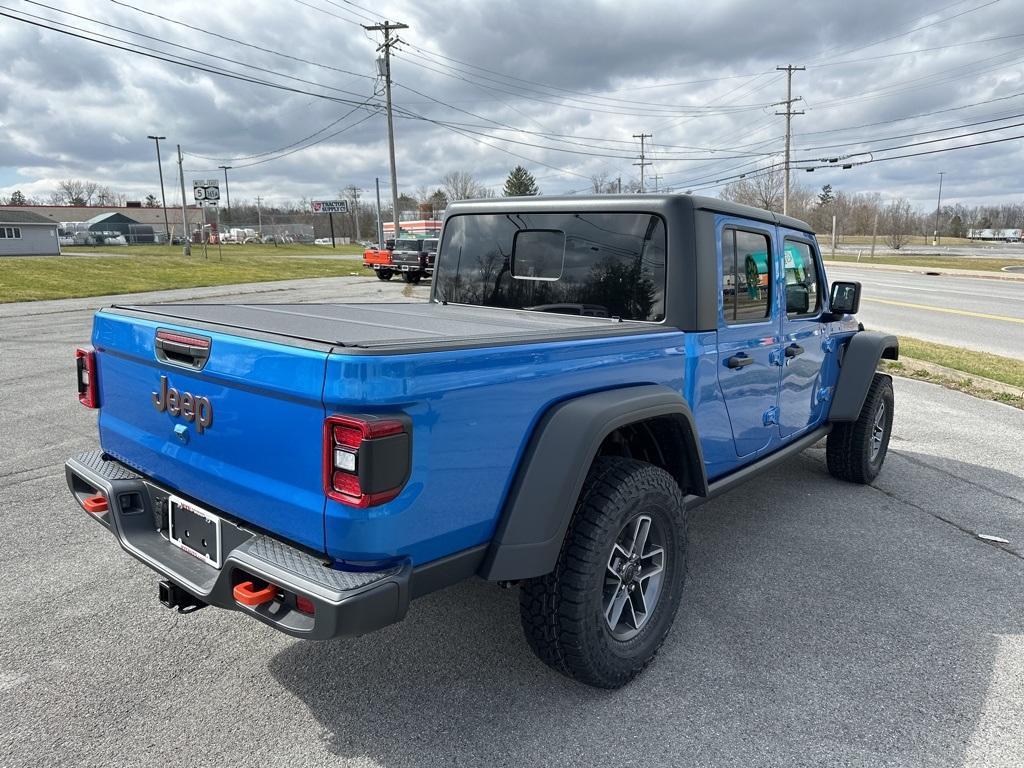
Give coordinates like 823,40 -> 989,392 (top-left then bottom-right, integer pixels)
65,451 -> 410,639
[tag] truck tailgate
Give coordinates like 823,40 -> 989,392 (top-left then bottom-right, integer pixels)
92,310 -> 330,553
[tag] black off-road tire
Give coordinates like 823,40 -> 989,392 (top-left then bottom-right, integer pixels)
375,269 -> 393,281
519,457 -> 688,689
401,271 -> 422,284
827,373 -> 894,484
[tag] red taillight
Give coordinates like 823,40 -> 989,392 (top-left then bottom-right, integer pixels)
295,595 -> 315,615
75,347 -> 99,408
324,415 -> 410,508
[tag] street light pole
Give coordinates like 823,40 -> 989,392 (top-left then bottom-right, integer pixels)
219,165 -> 232,221
147,135 -> 171,244
934,171 -> 945,246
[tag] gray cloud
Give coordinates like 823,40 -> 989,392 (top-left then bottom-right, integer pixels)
1,0 -> 1022,208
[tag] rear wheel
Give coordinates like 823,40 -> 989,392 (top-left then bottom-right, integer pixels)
401,271 -> 422,284
519,457 -> 687,689
827,373 -> 894,484
375,269 -> 393,281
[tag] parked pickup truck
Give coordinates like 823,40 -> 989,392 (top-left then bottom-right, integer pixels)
66,195 -> 897,689
362,240 -> 395,281
389,237 -> 438,283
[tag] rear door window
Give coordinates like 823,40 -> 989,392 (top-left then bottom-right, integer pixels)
435,212 -> 667,321
721,228 -> 772,324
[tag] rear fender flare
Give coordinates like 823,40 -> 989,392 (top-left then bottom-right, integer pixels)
479,384 -> 707,581
829,331 -> 899,422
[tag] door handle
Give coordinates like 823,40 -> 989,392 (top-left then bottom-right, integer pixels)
784,343 -> 805,358
726,353 -> 754,369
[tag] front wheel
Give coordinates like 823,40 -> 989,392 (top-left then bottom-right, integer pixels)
519,457 -> 687,689
827,373 -> 894,484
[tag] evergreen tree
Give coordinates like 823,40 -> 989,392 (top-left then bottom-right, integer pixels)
9,190 -> 26,205
503,165 -> 540,197
816,184 -> 835,208
145,194 -> 159,207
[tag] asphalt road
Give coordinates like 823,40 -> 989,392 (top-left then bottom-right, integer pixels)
2,278 -> 1023,767
826,264 -> 1024,358
834,243 -> 1024,259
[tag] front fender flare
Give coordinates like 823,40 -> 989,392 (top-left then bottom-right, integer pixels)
828,331 -> 899,422
479,384 -> 706,581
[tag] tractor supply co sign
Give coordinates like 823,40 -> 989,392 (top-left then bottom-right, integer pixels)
311,199 -> 349,214
193,180 -> 220,207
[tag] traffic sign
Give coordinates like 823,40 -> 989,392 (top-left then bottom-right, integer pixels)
311,199 -> 348,214
193,179 -> 220,207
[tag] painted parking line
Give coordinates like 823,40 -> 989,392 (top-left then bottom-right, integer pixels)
861,297 -> 1024,324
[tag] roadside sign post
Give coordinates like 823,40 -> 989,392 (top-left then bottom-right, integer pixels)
311,199 -> 349,249
192,179 -> 220,261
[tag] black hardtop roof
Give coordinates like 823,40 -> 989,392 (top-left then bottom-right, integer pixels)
444,193 -> 813,234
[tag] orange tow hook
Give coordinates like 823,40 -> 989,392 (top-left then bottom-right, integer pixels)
82,495 -> 108,514
233,581 -> 278,607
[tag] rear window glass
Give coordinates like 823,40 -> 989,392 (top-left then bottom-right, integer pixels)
423,239 -> 439,252
434,212 -> 666,322
394,239 -> 420,250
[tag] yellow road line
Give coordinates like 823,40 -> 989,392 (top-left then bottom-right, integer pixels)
862,297 -> 1024,325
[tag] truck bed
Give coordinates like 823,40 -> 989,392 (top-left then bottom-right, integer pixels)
105,302 -> 670,354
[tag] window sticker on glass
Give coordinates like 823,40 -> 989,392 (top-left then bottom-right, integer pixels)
512,229 -> 566,280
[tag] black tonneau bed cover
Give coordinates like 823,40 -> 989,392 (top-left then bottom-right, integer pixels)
106,302 -> 672,354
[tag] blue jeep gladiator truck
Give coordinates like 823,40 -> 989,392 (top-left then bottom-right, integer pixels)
66,195 -> 898,689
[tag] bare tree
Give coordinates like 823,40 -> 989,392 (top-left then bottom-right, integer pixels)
885,198 -> 914,250
720,166 -> 785,212
441,170 -> 489,201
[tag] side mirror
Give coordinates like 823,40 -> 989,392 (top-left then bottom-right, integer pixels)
829,281 -> 861,315
786,284 -> 810,314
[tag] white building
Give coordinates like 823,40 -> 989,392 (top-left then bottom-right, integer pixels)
0,210 -> 61,256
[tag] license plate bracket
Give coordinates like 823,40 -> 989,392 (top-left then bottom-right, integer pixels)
168,495 -> 222,569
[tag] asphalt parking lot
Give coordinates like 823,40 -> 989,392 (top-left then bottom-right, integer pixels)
2,277 -> 1022,767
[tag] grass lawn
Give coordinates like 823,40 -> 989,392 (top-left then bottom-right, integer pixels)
834,234 -> 975,247
896,337 -> 1024,389
825,253 -> 1020,272
1,245 -> 370,302
882,336 -> 1024,409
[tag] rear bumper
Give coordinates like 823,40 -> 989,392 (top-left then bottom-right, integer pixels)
65,451 -> 411,640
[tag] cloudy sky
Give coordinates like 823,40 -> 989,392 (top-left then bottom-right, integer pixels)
1,0 -> 1022,209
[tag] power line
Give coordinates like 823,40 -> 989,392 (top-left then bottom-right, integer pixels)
107,0 -> 374,81
0,9 -> 381,108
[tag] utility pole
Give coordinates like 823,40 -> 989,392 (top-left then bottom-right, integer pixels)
870,210 -> 879,259
617,176 -> 622,194
934,171 -> 945,246
375,177 -> 384,246
176,144 -> 190,256
255,196 -> 263,240
346,185 -> 362,241
218,165 -> 232,221
774,65 -> 805,216
364,20 -> 409,241
633,133 -> 652,193
147,135 -> 171,245
652,174 -> 664,193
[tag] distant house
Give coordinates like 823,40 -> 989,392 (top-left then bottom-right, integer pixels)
85,212 -> 155,244
0,210 -> 60,256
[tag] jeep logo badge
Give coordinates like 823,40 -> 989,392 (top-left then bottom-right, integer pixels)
152,375 -> 213,434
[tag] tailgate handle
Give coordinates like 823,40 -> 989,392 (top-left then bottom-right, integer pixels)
155,329 -> 211,370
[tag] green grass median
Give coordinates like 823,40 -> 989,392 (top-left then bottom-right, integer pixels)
826,254 -> 1020,272
882,336 -> 1024,408
0,244 -> 368,302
